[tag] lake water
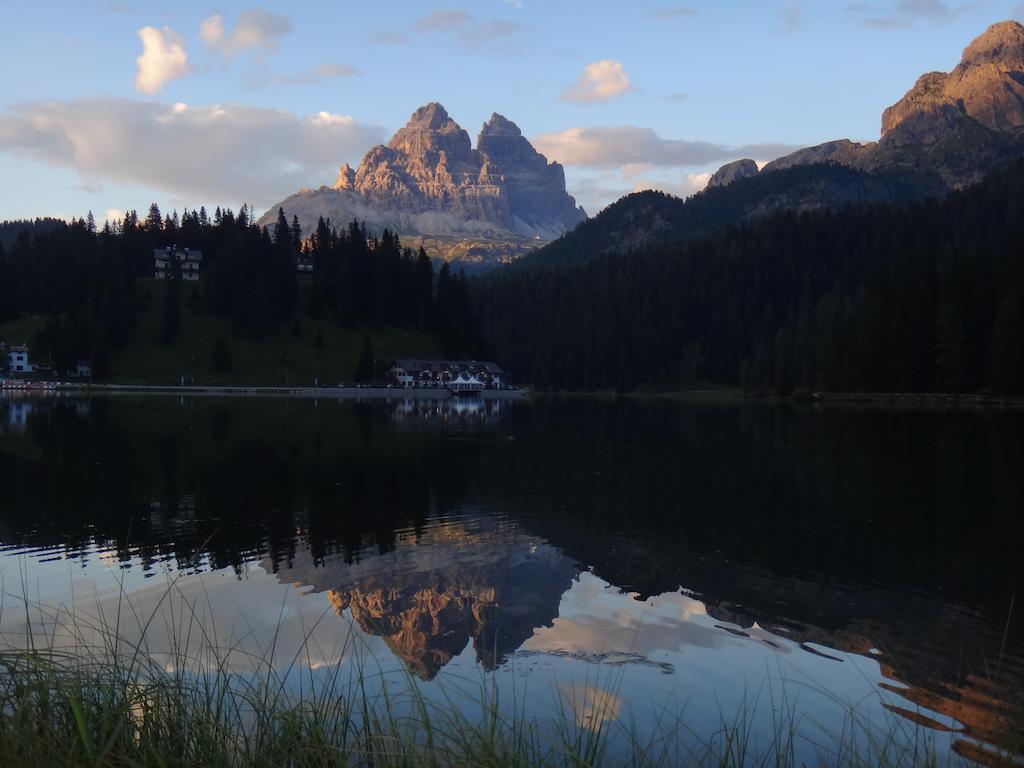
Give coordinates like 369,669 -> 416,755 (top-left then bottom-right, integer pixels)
0,394 -> 1021,765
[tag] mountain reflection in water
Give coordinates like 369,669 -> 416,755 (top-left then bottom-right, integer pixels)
268,517 -> 576,679
0,393 -> 1021,762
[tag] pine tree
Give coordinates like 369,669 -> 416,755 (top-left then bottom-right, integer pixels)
146,203 -> 162,233
274,208 -> 290,250
413,246 -> 434,331
290,215 -> 302,257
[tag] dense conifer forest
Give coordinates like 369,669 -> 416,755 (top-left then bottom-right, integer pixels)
474,160 -> 1024,394
510,162 -> 944,272
0,206 -> 475,378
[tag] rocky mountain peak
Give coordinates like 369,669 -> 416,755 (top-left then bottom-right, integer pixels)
259,102 -> 586,259
708,158 -> 759,188
882,20 -> 1024,138
480,113 -> 521,137
387,102 -> 473,164
707,20 -> 1024,204
477,113 -> 543,170
959,20 -> 1024,70
334,162 -> 355,190
405,102 -> 454,130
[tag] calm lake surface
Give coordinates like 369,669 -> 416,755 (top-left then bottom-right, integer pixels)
0,394 -> 1021,764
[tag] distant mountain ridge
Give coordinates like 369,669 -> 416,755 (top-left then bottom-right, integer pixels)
258,103 -> 585,267
730,21 -> 1024,189
520,20 -> 1024,270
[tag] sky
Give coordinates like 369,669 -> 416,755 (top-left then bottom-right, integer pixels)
2,0 -> 1024,224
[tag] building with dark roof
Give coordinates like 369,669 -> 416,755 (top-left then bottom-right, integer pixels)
154,246 -> 203,281
389,359 -> 505,390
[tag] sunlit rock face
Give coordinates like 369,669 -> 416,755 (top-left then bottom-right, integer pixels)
259,103 -> 586,260
269,519 -> 579,680
706,158 -> 759,188
882,22 -> 1024,138
712,21 -> 1024,191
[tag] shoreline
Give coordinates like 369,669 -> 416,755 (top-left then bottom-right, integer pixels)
536,388 -> 1024,407
777,390 -> 1024,407
0,382 -> 525,401
5,382 -> 1024,406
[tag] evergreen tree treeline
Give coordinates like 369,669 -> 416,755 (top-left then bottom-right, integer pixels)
304,215 -> 477,356
0,205 -> 480,379
475,159 -> 1024,394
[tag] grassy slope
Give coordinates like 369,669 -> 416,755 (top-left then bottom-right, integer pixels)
0,316 -> 46,348
1,278 -> 440,386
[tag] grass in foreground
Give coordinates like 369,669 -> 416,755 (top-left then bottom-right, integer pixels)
1,592 -> 1019,768
3,644 -> 986,768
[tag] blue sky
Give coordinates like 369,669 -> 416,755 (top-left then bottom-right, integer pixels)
2,0 -> 1023,223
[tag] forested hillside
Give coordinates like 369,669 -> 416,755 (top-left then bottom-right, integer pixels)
512,162 -> 944,271
0,218 -> 66,249
0,205 -> 473,380
475,160 -> 1024,394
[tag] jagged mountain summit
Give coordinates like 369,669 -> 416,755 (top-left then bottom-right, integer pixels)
711,21 -> 1024,191
259,103 -> 586,269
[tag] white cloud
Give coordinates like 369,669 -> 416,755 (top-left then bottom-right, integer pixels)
0,98 -> 384,208
135,26 -> 188,93
103,207 -> 127,223
199,14 -> 225,47
533,126 -> 798,169
561,60 -> 632,104
200,9 -> 292,58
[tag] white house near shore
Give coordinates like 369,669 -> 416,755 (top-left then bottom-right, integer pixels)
6,345 -> 33,373
154,246 -> 203,281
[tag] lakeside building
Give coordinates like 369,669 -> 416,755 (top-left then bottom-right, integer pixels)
389,359 -> 505,390
449,372 -> 484,392
6,345 -> 33,374
154,246 -> 203,281
297,257 -> 315,273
